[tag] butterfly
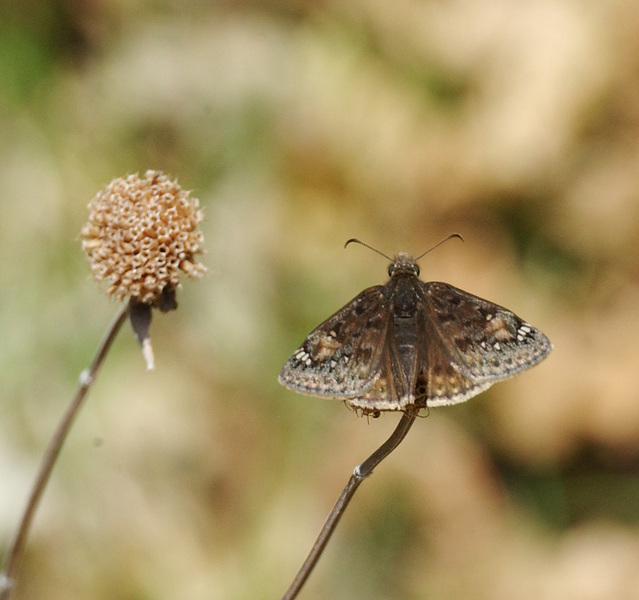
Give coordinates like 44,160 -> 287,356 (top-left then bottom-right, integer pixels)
278,237 -> 552,416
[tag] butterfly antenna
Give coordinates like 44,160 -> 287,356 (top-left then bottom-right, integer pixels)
414,233 -> 464,262
344,238 -> 393,262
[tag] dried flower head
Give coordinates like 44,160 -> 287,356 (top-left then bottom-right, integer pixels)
81,171 -> 206,309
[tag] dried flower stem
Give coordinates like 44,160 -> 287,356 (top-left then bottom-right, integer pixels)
0,303 -> 130,600
281,411 -> 417,600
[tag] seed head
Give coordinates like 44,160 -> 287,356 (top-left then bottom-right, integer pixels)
81,171 -> 206,308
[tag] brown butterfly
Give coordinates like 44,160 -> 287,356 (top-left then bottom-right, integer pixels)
279,237 -> 552,415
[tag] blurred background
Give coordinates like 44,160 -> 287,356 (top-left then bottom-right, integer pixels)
1,0 -> 639,598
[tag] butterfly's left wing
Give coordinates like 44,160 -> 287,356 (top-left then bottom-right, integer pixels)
421,281 -> 552,384
279,285 -> 391,398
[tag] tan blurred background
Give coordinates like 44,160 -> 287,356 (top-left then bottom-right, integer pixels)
2,1 -> 639,598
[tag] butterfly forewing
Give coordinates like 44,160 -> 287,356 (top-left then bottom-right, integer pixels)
422,282 -> 552,383
278,286 -> 391,397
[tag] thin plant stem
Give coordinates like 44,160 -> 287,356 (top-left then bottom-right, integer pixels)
0,302 -> 130,600
281,411 -> 417,600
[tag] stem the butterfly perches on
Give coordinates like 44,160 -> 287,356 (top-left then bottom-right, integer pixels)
280,411 -> 417,600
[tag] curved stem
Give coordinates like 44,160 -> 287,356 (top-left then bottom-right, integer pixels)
0,303 -> 130,600
281,411 -> 417,600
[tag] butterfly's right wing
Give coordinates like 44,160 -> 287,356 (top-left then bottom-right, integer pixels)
279,286 -> 391,398
421,282 -> 552,384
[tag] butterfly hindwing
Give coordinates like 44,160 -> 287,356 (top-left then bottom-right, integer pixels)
347,318 -> 416,411
413,310 -> 492,406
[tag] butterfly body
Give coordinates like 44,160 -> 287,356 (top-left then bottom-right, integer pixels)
279,252 -> 552,415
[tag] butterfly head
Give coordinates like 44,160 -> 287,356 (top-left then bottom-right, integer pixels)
388,253 -> 420,278
345,234 -> 463,281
